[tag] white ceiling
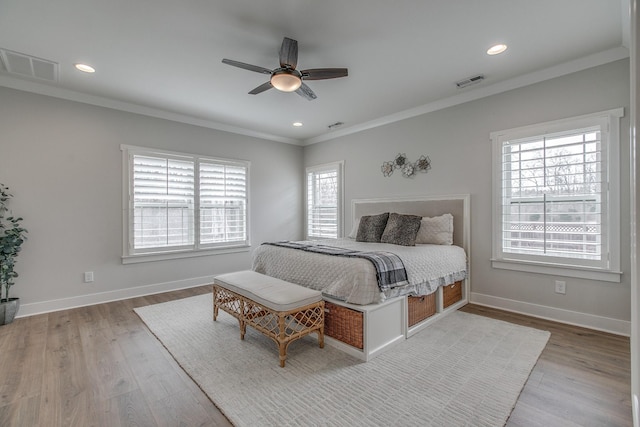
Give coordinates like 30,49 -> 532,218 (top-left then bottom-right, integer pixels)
0,0 -> 629,145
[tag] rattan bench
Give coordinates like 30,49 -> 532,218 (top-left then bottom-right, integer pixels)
213,270 -> 325,367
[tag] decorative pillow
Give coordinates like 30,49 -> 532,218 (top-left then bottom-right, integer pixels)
380,213 -> 422,246
356,212 -> 390,242
415,213 -> 454,245
347,218 -> 361,239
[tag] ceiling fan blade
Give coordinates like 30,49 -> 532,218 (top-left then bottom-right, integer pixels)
222,59 -> 272,75
301,68 -> 348,80
248,81 -> 273,95
279,37 -> 298,69
295,82 -> 317,101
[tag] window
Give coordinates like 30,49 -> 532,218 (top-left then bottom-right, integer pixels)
121,145 -> 249,262
306,161 -> 343,239
491,109 -> 622,282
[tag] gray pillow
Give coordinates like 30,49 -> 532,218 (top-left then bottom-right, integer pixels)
356,212 -> 389,242
380,213 -> 422,246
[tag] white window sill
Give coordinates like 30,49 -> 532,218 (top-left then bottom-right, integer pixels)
122,245 -> 251,264
491,259 -> 622,283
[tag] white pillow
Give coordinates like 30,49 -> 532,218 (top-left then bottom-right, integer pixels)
347,218 -> 361,239
415,213 -> 453,245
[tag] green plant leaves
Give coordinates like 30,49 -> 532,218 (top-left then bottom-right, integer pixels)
0,183 -> 27,301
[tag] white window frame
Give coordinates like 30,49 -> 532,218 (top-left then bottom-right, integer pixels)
490,108 -> 623,282
305,161 -> 344,239
121,145 -> 250,264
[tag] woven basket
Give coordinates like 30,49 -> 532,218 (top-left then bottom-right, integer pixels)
324,301 -> 364,349
407,293 -> 436,327
443,281 -> 463,308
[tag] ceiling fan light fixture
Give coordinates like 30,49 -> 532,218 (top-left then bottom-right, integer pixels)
270,70 -> 302,92
222,37 -> 347,100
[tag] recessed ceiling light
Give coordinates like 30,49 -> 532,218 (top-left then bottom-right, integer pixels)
74,63 -> 95,73
293,122 -> 303,127
487,44 -> 507,55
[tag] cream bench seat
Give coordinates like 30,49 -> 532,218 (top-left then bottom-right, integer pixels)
213,270 -> 325,367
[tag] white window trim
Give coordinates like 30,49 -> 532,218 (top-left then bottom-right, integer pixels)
121,144 -> 250,264
490,108 -> 623,282
305,161 -> 344,240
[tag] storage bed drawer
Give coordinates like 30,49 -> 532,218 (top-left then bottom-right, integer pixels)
443,281 -> 463,308
407,293 -> 436,327
324,301 -> 364,349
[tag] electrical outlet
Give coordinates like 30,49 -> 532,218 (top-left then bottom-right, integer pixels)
554,280 -> 566,295
84,271 -> 94,283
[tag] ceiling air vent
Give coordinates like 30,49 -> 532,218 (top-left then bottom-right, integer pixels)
455,74 -> 484,89
0,48 -> 58,82
328,122 -> 344,130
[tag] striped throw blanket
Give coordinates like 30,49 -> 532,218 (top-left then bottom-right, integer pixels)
263,241 -> 409,292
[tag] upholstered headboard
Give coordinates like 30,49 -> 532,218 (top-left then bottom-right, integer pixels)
351,195 -> 470,249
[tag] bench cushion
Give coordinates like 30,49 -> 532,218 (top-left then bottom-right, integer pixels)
214,270 -> 322,312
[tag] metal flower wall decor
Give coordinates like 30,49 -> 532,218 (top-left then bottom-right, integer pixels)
381,153 -> 431,178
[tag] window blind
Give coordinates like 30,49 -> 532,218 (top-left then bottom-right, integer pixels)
128,150 -> 249,255
500,126 -> 603,261
307,167 -> 339,238
132,155 -> 195,250
199,161 -> 247,245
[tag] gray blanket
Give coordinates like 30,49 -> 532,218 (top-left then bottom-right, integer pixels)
263,241 -> 409,292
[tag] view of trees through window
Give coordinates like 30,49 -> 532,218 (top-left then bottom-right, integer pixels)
501,127 -> 602,260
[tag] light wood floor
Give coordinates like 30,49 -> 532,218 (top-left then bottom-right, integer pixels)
461,305 -> 632,427
0,286 -> 631,427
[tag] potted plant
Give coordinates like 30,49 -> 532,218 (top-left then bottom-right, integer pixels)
0,183 -> 27,325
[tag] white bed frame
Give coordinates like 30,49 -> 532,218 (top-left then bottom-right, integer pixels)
323,194 -> 471,361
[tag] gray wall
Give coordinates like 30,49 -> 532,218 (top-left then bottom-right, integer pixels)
0,87 -> 303,313
0,59 -> 631,330
304,59 -> 631,327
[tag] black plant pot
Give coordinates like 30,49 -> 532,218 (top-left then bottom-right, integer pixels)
0,298 -> 20,325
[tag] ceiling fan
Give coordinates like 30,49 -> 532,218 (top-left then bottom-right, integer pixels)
222,37 -> 348,100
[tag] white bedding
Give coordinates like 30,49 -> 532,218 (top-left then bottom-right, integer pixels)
252,238 -> 467,305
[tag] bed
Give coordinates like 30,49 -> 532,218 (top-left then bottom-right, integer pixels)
252,194 -> 471,360
253,239 -> 466,305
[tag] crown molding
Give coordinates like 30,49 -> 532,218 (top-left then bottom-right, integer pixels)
303,46 -> 630,146
0,74 -> 302,146
0,45 -> 628,148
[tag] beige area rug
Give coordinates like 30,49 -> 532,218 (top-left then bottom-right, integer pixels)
135,294 -> 550,427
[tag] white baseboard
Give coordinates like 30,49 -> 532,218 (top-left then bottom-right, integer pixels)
17,284 -> 631,337
16,275 -> 217,318
470,292 -> 631,336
